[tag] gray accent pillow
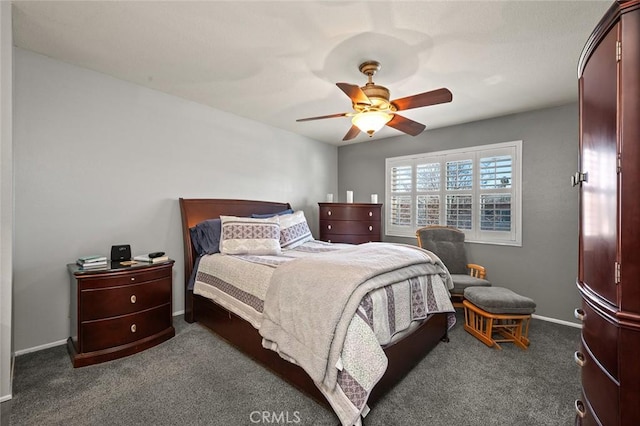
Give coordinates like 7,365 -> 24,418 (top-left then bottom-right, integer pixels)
189,218 -> 222,255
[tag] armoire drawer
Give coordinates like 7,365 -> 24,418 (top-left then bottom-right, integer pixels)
577,342 -> 619,426
81,304 -> 171,353
578,298 -> 619,380
81,277 -> 172,320
574,392 -> 599,426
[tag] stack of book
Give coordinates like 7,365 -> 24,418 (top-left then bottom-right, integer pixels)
76,255 -> 108,269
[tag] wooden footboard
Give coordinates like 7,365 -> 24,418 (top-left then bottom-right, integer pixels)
179,198 -> 448,411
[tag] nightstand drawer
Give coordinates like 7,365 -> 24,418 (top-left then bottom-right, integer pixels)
81,277 -> 171,320
81,304 -> 171,352
81,266 -> 171,289
320,220 -> 380,235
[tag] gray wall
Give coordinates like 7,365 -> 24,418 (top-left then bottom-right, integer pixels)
338,104 -> 580,324
12,48 -> 338,352
1,0 -> 14,402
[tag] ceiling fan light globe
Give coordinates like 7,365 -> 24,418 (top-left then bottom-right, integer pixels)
352,111 -> 393,136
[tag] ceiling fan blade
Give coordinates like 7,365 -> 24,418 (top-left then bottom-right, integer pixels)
336,82 -> 371,106
391,88 -> 452,111
296,112 -> 349,122
386,114 -> 426,136
342,125 -> 361,141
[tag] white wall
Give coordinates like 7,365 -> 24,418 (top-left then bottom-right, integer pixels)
0,0 -> 14,403
12,48 -> 338,353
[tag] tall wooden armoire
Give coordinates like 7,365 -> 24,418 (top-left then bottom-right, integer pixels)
575,1 -> 640,425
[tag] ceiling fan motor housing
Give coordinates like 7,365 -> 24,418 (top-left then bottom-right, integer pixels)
358,84 -> 392,111
356,61 -> 393,111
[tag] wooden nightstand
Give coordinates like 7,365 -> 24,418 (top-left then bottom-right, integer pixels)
67,260 -> 175,367
318,202 -> 382,244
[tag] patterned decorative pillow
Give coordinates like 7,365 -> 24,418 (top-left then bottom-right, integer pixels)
219,216 -> 281,255
279,210 -> 314,249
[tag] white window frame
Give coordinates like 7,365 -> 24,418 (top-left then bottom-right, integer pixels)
385,140 -> 522,246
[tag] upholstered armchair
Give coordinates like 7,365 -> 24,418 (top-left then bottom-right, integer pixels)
416,225 -> 491,307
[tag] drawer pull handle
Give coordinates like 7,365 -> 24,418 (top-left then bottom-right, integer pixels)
574,351 -> 585,367
130,277 -> 135,282
130,295 -> 136,304
328,211 -> 332,216
369,211 -> 373,217
327,225 -> 332,230
368,225 -> 373,231
574,400 -> 585,418
131,324 -> 137,333
574,308 -> 585,321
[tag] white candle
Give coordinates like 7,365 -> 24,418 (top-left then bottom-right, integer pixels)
371,194 -> 378,203
326,193 -> 334,202
346,190 -> 354,203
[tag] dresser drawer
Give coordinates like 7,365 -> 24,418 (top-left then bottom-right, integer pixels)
319,205 -> 380,221
81,277 -> 171,320
320,220 -> 380,236
579,298 -> 619,379
80,265 -> 171,289
81,304 -> 171,353
322,234 -> 378,244
577,342 -> 619,426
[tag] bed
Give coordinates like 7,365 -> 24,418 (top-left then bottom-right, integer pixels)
179,198 -> 454,425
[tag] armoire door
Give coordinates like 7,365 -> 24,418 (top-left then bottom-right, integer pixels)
578,22 -> 619,308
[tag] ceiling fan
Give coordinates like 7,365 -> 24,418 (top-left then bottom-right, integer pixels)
296,60 -> 453,141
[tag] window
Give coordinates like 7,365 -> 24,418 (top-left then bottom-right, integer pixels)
385,141 -> 522,246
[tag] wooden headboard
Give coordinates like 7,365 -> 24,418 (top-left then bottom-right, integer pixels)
178,198 -> 292,321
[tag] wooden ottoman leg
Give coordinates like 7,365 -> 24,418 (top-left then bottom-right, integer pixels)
463,300 -> 497,348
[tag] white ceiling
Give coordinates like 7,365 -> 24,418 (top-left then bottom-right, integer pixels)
11,0 -> 611,145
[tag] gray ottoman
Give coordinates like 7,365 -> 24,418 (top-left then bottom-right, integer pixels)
462,286 -> 536,350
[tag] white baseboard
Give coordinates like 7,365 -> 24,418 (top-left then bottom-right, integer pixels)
15,311 -> 186,357
0,393 -> 12,403
13,338 -> 67,357
532,313 -> 582,329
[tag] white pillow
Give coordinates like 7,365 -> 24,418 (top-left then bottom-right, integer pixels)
279,210 -> 314,249
219,215 -> 281,255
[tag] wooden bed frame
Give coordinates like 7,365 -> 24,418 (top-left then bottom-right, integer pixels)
179,198 -> 449,410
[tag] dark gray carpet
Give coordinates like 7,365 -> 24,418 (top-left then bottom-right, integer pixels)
9,312 -> 580,425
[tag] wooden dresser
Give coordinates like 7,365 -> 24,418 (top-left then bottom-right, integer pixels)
318,202 -> 382,244
574,1 -> 640,424
67,260 -> 175,367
